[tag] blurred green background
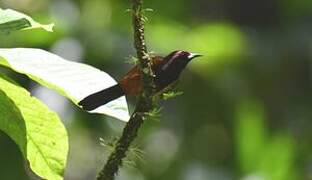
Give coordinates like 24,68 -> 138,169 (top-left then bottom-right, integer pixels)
1,0 -> 312,179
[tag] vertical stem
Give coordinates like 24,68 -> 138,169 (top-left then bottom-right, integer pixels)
96,0 -> 155,179
132,0 -> 155,96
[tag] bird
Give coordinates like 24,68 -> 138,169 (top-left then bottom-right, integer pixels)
78,50 -> 202,111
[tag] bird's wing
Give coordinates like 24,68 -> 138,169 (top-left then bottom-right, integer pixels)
119,65 -> 141,96
119,56 -> 165,96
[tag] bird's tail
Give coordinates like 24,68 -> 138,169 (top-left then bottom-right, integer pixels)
78,84 -> 125,111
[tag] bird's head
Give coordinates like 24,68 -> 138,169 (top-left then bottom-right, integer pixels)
167,50 -> 202,62
161,50 -> 202,71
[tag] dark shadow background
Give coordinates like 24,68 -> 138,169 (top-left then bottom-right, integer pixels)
0,0 -> 312,179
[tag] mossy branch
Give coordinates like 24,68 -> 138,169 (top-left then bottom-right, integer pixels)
96,0 -> 156,179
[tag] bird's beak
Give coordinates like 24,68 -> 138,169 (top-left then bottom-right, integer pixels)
188,53 -> 203,59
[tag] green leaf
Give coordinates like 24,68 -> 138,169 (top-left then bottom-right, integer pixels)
0,74 -> 68,180
162,91 -> 183,100
235,99 -> 297,179
0,48 -> 130,121
235,99 -> 267,173
259,135 -> 295,180
0,8 -> 54,34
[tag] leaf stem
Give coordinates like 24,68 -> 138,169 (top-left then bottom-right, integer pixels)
96,0 -> 155,179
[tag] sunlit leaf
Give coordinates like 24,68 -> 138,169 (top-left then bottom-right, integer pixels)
187,23 -> 246,60
147,22 -> 187,52
0,8 -> 54,34
0,48 -> 130,121
235,99 -> 267,173
0,75 -> 68,180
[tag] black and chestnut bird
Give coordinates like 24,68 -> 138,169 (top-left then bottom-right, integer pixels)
78,50 -> 202,111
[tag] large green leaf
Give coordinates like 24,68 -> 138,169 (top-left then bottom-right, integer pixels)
0,8 -> 54,34
0,48 -> 130,121
0,75 -> 68,180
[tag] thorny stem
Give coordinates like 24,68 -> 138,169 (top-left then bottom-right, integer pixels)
96,0 -> 156,179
